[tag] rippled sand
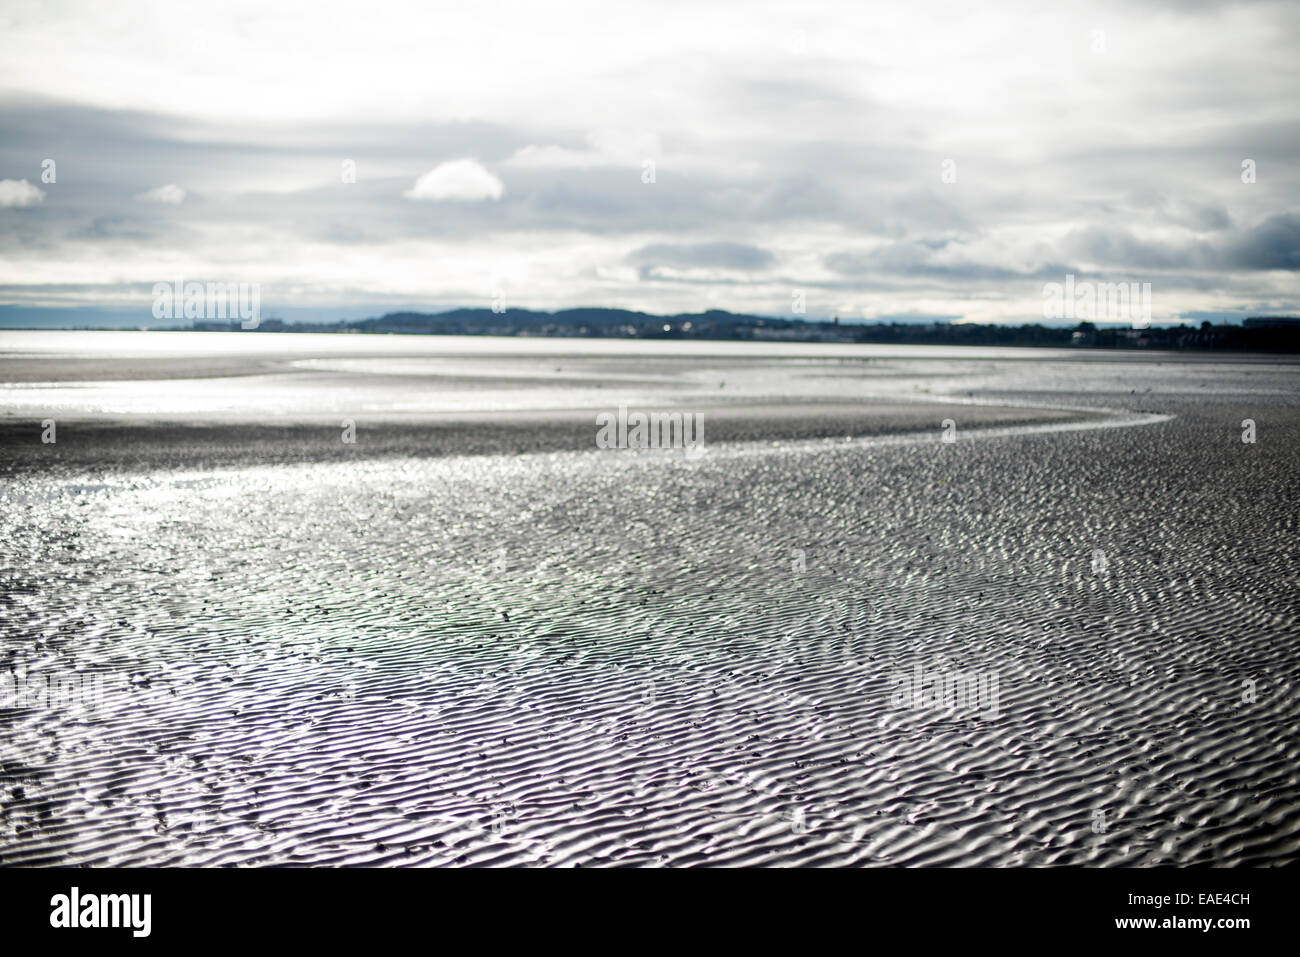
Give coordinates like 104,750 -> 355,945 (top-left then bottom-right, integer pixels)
1,334 -> 1298,866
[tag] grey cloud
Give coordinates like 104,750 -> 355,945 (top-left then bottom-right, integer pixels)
626,242 -> 775,272
824,241 -> 1062,283
1065,215 -> 1300,272
1192,205 -> 1233,232
1064,226 -> 1193,271
78,216 -> 162,241
1224,213 -> 1300,270
0,97 -> 564,166
822,212 -> 1300,296
0,99 -> 1033,254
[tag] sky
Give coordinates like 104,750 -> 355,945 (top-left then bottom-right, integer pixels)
0,0 -> 1297,326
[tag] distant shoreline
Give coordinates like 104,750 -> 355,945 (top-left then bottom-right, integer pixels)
4,307 -> 1300,352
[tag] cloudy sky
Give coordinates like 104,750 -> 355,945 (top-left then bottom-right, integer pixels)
1,0 -> 1297,326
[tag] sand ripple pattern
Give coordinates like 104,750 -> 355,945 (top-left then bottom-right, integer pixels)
2,367 -> 1299,866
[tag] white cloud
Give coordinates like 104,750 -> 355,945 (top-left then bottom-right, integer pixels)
135,184 -> 186,204
0,179 -> 44,207
405,160 -> 503,202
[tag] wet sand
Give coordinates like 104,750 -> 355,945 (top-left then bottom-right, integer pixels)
0,402 -> 1086,474
1,333 -> 1298,866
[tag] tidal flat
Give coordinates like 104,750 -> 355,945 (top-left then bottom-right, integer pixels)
1,331 -> 1297,866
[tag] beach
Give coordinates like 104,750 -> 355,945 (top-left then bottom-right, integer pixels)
1,331 -> 1298,866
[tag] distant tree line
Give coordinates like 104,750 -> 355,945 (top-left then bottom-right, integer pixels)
186,309 -> 1300,352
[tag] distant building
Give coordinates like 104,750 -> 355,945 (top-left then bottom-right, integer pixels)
1244,317 -> 1300,328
